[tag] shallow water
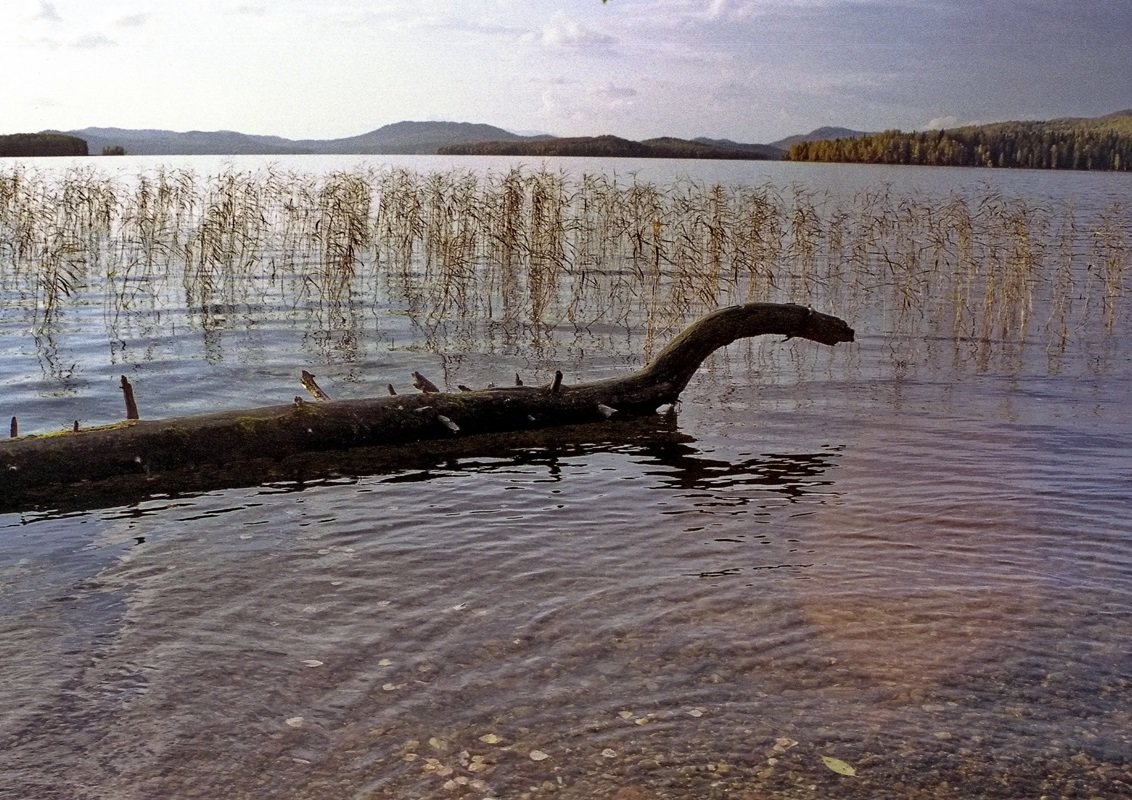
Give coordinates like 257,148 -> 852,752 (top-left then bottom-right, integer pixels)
1,159 -> 1130,798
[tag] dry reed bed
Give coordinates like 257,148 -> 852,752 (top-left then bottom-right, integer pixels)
0,164 -> 1126,369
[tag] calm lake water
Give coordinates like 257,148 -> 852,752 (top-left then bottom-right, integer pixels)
1,155 -> 1130,799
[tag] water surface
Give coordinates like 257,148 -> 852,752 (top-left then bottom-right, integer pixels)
1,158 -> 1130,798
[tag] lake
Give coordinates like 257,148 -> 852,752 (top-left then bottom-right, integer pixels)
1,155 -> 1130,799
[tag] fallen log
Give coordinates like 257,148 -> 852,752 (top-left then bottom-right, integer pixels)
7,416 -> 695,515
0,303 -> 853,509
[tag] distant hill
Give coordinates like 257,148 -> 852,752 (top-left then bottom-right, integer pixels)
66,121 -> 535,157
0,132 -> 88,157
1048,109 -> 1132,134
692,137 -> 787,159
788,112 -> 1132,170
292,121 -> 539,155
768,127 -> 872,151
17,111 -> 1127,168
70,127 -> 305,156
62,123 -> 781,160
439,134 -> 776,160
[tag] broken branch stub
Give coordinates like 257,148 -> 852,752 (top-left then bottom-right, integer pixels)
120,376 -> 139,420
412,371 -> 440,393
300,370 -> 331,401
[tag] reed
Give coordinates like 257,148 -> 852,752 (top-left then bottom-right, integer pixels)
317,171 -> 372,296
182,170 -> 269,323
1091,204 -> 1128,331
734,185 -> 784,303
0,166 -> 117,327
0,164 -> 1126,379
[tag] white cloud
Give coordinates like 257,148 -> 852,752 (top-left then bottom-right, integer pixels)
923,116 -> 960,131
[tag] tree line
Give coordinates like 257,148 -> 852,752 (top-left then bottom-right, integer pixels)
788,120 -> 1132,171
440,134 -> 770,160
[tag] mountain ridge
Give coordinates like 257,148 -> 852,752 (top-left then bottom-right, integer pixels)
6,110 -> 1122,162
65,121 -> 549,157
438,133 -> 786,160
58,121 -> 803,159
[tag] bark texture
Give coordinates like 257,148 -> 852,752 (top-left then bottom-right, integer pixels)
1,303 -> 853,507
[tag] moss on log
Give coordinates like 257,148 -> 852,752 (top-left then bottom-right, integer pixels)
1,303 -> 853,509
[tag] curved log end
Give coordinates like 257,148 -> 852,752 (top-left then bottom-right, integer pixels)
639,303 -> 854,395
792,305 -> 856,346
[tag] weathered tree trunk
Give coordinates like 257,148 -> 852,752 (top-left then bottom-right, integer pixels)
0,303 -> 853,508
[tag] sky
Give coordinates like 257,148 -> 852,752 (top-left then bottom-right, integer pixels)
2,0 -> 1130,144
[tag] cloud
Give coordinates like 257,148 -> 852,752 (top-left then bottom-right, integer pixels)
73,33 -> 115,49
35,1 -> 61,23
541,16 -> 616,50
424,17 -> 528,39
923,116 -> 960,131
536,79 -> 640,134
28,94 -> 62,109
922,115 -> 992,131
115,13 -> 150,28
707,0 -> 728,19
591,84 -> 637,109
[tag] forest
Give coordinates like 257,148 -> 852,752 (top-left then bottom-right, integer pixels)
788,113 -> 1132,170
0,133 -> 88,157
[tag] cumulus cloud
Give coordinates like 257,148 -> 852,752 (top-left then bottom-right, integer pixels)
535,79 -> 641,134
